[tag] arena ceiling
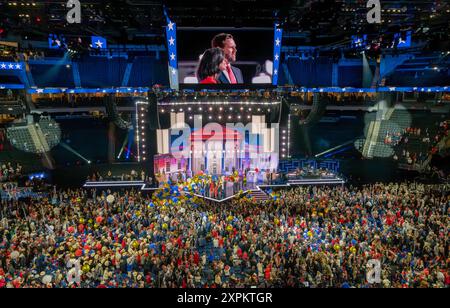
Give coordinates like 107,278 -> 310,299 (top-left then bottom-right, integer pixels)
0,0 -> 449,47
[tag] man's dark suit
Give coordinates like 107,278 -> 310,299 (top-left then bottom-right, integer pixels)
218,65 -> 244,84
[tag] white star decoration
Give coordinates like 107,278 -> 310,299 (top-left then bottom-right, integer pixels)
0,63 -> 6,69
170,53 -> 176,61
36,89 -> 44,94
275,39 -> 281,46
274,54 -> 279,61
15,64 -> 21,69
171,68 -> 176,75
169,37 -> 175,46
274,69 -> 278,75
168,22 -> 174,31
8,64 -> 14,69
95,40 -> 103,48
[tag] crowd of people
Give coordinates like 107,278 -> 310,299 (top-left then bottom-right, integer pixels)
391,120 -> 449,166
0,162 -> 22,183
88,170 -> 151,184
0,181 -> 448,288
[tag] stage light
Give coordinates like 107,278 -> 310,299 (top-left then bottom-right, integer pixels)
247,115 -> 251,119
229,107 -> 233,111
188,107 -> 192,111
198,107 -> 202,111
219,107 -> 223,111
238,115 -> 241,119
249,108 -> 252,111
209,116 -> 213,120
218,116 -> 222,120
240,107 -> 244,111
228,115 -> 232,120
161,109 -> 165,113
209,107 -> 213,111
179,108 -> 183,112
189,116 -> 193,120
171,109 -> 175,112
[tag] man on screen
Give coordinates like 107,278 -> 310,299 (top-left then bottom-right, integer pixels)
211,33 -> 244,84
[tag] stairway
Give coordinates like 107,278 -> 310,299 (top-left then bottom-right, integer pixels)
27,125 -> 47,153
363,121 -> 377,158
248,189 -> 269,202
122,62 -> 134,87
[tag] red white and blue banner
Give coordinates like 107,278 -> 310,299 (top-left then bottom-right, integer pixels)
272,24 -> 283,86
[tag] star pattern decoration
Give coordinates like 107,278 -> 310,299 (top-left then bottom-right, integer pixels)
0,63 -> 6,69
95,40 -> 103,48
168,37 -> 175,46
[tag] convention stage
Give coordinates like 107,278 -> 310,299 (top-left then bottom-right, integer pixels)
83,176 -> 346,202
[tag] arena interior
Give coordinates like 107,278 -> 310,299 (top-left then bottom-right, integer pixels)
0,0 -> 449,290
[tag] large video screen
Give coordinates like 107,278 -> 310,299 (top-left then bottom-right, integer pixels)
176,28 -> 275,87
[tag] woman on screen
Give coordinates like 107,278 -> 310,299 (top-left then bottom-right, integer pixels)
196,48 -> 228,84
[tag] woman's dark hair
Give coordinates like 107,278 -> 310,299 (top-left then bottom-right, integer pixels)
196,48 -> 225,81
